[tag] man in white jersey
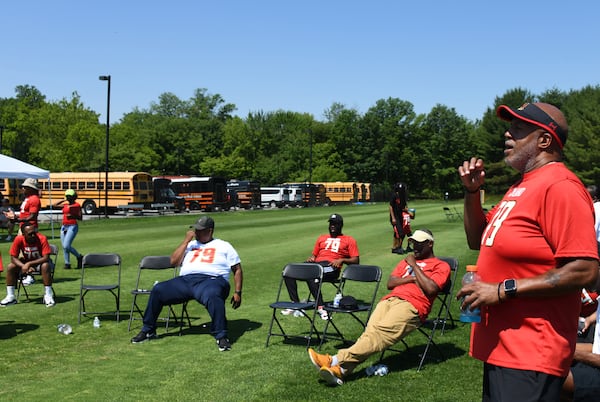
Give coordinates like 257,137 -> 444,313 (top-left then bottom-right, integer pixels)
131,216 -> 243,351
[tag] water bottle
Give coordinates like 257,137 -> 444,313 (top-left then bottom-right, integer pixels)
333,291 -> 342,308
460,265 -> 481,323
93,316 -> 101,328
366,364 -> 389,376
57,323 -> 72,335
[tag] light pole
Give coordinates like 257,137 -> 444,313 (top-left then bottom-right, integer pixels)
98,75 -> 111,218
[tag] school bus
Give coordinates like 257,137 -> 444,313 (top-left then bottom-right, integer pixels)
170,176 -> 229,211
37,172 -> 155,214
227,180 -> 261,209
0,178 -> 25,206
313,182 -> 372,205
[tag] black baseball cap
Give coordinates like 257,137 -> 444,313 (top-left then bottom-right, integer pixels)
496,102 -> 568,148
190,216 -> 215,230
328,214 -> 343,224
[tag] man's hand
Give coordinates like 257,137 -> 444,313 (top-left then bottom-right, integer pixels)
456,280 -> 502,309
458,157 -> 486,193
230,293 -> 241,309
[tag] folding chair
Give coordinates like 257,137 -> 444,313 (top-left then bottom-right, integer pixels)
319,264 -> 382,348
16,243 -> 58,302
266,263 -> 323,348
443,207 -> 457,221
78,253 -> 121,324
453,207 -> 463,220
379,256 -> 458,371
128,255 -> 185,332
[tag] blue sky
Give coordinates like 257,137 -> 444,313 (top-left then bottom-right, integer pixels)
3,1 -> 599,124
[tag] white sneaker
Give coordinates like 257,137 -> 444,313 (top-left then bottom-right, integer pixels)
281,308 -> 294,316
318,307 -> 329,320
0,295 -> 16,306
293,309 -> 305,317
44,294 -> 55,307
22,275 -> 35,286
5,235 -> 12,241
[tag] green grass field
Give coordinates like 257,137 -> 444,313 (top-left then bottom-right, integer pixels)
0,201 -> 489,401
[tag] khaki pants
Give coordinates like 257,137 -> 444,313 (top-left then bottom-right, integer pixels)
337,297 -> 420,372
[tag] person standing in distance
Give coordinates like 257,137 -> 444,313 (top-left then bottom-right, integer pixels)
54,189 -> 83,269
457,102 -> 599,401
389,183 -> 412,254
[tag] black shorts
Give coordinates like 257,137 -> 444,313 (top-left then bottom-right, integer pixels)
571,361 -> 600,401
483,362 -> 564,402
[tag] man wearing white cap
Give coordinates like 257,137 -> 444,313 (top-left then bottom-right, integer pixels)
307,229 -> 450,386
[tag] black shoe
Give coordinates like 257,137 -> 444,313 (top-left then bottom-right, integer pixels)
77,255 -> 83,269
131,330 -> 157,344
64,264 -> 71,270
406,246 -> 413,252
217,337 -> 231,351
392,248 -> 405,254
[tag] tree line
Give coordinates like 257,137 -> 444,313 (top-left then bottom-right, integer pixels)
1,84 -> 599,201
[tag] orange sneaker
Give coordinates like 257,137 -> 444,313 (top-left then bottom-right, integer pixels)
319,365 -> 344,386
308,348 -> 332,370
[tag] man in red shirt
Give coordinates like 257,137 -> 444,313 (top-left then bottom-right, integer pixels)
457,102 -> 599,400
0,222 -> 54,307
307,229 -> 450,385
282,213 -> 359,320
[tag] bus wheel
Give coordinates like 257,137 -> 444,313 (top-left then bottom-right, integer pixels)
189,202 -> 201,211
82,200 -> 96,215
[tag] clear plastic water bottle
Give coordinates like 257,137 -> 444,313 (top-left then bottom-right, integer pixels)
93,316 -> 101,328
57,323 -> 72,335
460,265 -> 481,323
365,365 -> 377,376
375,364 -> 389,376
333,291 -> 342,308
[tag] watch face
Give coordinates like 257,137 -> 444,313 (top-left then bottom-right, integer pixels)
504,279 -> 517,294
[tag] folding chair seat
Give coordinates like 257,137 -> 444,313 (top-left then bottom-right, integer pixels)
17,243 -> 58,302
379,256 -> 459,371
266,263 -> 323,348
319,264 -> 382,348
453,207 -> 464,220
128,255 -> 188,332
78,253 -> 121,324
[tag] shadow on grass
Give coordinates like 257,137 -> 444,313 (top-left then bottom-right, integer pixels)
160,318 -> 263,345
0,320 -> 40,339
376,341 -> 467,372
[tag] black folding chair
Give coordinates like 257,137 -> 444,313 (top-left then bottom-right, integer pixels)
16,243 -> 58,302
78,253 -> 121,324
443,207 -> 457,221
266,263 -> 323,348
379,256 -> 458,371
128,255 -> 186,332
319,264 -> 382,348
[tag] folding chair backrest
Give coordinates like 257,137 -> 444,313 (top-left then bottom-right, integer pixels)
342,264 -> 382,283
139,255 -> 174,270
83,253 -> 121,267
437,256 -> 458,295
282,263 -> 323,281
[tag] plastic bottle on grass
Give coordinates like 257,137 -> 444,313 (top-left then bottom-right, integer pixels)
93,316 -> 101,328
57,324 -> 72,335
366,364 -> 389,376
459,265 -> 481,323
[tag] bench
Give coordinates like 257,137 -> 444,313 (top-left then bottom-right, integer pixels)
118,204 -> 144,216
150,203 -> 175,215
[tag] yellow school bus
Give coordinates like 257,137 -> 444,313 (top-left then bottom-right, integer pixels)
313,182 -> 372,205
40,172 -> 154,214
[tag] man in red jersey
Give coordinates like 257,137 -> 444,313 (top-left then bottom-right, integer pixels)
281,213 -> 359,320
457,102 -> 599,401
0,222 -> 54,307
307,229 -> 450,386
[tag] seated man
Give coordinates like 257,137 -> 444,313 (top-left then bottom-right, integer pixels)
282,213 -> 359,319
131,216 -> 243,351
0,222 -> 55,307
307,229 -> 450,386
562,302 -> 600,400
0,198 -> 15,241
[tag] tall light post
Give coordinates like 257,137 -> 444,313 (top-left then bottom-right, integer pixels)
98,75 -> 111,218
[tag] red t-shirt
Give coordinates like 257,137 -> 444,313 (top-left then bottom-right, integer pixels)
472,162 -> 599,377
382,257 -> 450,322
62,202 -> 81,225
10,232 -> 51,261
19,194 -> 41,228
312,234 -> 359,264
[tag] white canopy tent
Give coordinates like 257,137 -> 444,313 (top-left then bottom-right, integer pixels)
0,154 -> 55,237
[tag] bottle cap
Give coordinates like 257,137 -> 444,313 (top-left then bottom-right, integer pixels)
466,264 -> 478,272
